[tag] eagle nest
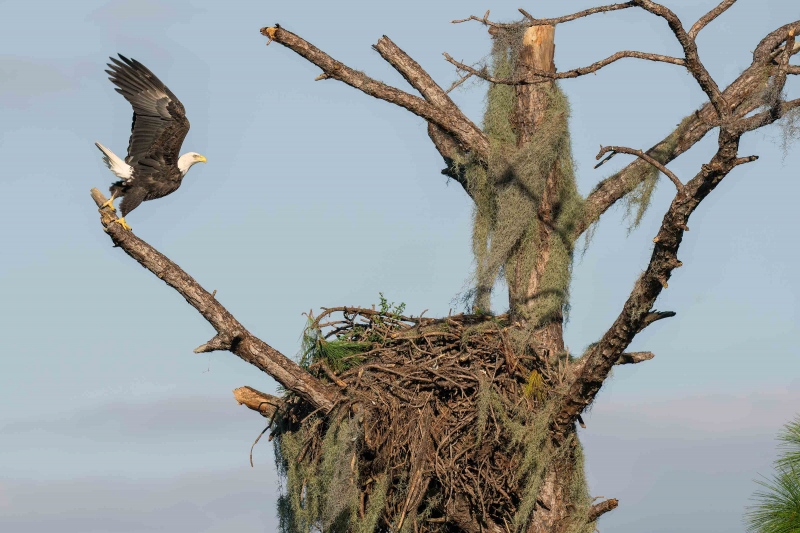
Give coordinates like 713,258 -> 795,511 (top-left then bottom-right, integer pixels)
270,305 -> 592,533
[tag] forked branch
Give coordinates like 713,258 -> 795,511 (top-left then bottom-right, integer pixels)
260,25 -> 489,160
577,20 -> 800,239
90,188 -> 339,413
453,3 -> 637,28
631,0 -> 728,116
554,77 -> 799,437
688,0 -> 738,40
443,50 -> 684,85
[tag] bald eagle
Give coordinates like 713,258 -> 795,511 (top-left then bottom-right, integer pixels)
96,54 -> 206,230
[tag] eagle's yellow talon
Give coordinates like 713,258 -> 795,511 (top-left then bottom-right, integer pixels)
101,194 -> 117,212
113,217 -> 132,231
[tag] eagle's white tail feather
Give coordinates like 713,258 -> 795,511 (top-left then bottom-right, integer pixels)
95,142 -> 133,181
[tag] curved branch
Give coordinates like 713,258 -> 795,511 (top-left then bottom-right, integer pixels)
595,145 -> 684,191
632,0 -> 729,117
688,0 -> 738,40
443,50 -> 684,85
90,189 -> 339,413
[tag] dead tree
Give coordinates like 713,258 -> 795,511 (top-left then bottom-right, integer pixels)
91,2 -> 799,532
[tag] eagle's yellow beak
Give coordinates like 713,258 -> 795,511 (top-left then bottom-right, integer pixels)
196,154 -> 207,163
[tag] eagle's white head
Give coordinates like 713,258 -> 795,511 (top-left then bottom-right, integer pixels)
178,152 -> 207,176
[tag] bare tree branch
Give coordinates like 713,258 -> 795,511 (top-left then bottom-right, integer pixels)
688,0 -> 738,40
553,76 -> 797,438
595,145 -> 684,191
260,25 -> 489,159
443,50 -> 685,85
234,386 -> 282,418
373,36 -> 467,116
615,352 -> 655,365
446,71 -> 474,93
526,3 -> 637,26
90,188 -> 339,413
454,3 -> 638,28
451,9 -> 515,29
735,98 -> 800,134
372,35 -> 482,197
632,0 -> 729,117
638,310 -> 677,333
577,20 -> 800,240
588,498 -> 619,521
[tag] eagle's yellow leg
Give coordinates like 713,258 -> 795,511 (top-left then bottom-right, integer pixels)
112,217 -> 132,231
100,193 -> 118,212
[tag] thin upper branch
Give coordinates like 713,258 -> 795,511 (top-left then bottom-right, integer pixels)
523,2 -> 636,26
595,145 -> 684,191
688,0 -> 738,40
443,50 -> 684,85
260,25 -> 489,159
90,188 -> 339,413
632,0 -> 729,117
453,3 -> 637,28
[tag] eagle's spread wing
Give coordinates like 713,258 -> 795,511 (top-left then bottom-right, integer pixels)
106,54 -> 190,181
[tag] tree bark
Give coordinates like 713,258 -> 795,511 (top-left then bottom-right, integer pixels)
90,189 -> 340,413
505,25 -> 566,355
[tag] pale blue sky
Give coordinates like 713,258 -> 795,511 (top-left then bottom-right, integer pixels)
1,1 -> 798,531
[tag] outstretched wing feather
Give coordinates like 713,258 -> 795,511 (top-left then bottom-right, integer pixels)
106,54 -> 190,179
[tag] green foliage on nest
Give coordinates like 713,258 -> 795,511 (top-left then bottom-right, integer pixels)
299,293 -> 406,372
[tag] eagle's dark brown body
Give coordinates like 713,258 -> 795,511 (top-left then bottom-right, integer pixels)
97,55 -> 205,220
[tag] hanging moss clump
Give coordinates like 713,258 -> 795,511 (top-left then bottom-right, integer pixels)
464,27 -> 583,327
